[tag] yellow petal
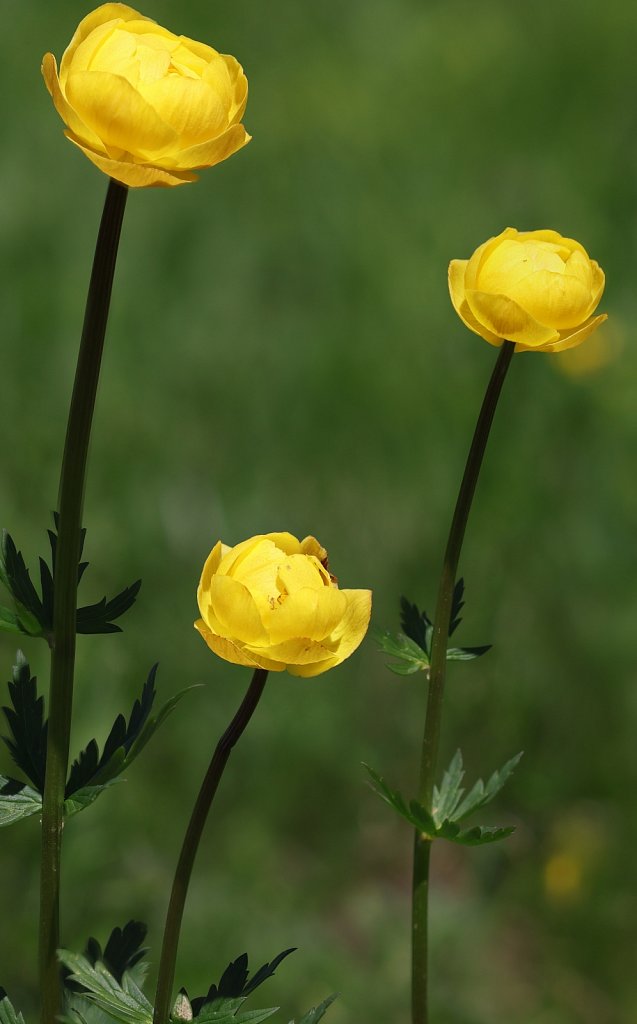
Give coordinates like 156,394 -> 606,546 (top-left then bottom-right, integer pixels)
159,123 -> 250,171
465,289 -> 559,347
263,532 -> 303,555
516,229 -> 587,258
140,76 -> 227,145
64,132 -> 197,186
62,22 -> 121,83
60,5 -> 147,80
289,589 -> 372,677
478,240 -> 565,293
247,636 -> 336,666
328,589 -> 372,657
299,536 -> 328,564
209,574 -> 269,644
221,55 -> 248,122
507,270 -> 591,330
121,23 -> 178,48
448,261 -> 502,345
197,540 -> 229,612
563,249 -> 593,290
178,36 -> 222,65
464,228 -> 518,291
276,554 -> 325,595
225,538 -> 281,599
194,619 -> 284,671
41,53 -> 105,152
448,259 -> 467,313
65,70 -> 177,155
217,535 -> 266,575
528,314 -> 608,354
583,262 -> 605,318
264,586 -> 348,643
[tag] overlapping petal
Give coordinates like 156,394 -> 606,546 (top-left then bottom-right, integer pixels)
195,534 -> 371,677
43,3 -> 250,188
449,228 -> 607,354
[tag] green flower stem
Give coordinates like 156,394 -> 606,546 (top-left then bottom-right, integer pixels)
153,667 -> 269,1024
411,339 -> 515,1024
39,179 -> 128,1024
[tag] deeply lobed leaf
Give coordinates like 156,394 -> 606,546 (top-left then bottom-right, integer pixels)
1,652 -> 47,792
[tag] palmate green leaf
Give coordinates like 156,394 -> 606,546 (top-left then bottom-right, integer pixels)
374,629 -> 429,675
0,608 -> 22,635
2,651 -> 47,793
64,922 -> 149,1000
362,764 -> 439,837
432,749 -> 464,827
1,533 -> 45,635
0,776 -> 42,827
48,519 -> 141,635
363,754 -> 520,847
63,780 -> 123,818
66,668 -> 159,795
58,953 -> 152,1024
399,596 -> 432,654
290,993 -> 337,1024
445,645 -> 492,662
195,999 -> 278,1024
453,751 -> 524,822
192,950 -> 295,1012
76,581 -> 142,636
377,580 -> 491,676
0,520 -> 141,641
118,684 -> 201,779
448,578 -> 466,636
63,665 -> 198,818
0,993 -> 26,1024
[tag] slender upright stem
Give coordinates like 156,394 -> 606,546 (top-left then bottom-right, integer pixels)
153,668 -> 269,1024
39,179 -> 128,1024
411,340 -> 515,1024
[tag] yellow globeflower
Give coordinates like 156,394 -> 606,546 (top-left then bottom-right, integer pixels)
42,3 -> 250,188
195,533 -> 372,678
448,228 -> 606,352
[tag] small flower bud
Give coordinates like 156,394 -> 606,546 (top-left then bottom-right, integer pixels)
172,989 -> 193,1022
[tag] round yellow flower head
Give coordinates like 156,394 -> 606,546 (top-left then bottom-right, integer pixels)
42,3 -> 250,188
195,533 -> 372,678
448,228 -> 607,353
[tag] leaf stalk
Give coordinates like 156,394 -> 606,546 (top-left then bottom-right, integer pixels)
153,667 -> 269,1024
411,340 -> 515,1024
39,178 -> 128,1024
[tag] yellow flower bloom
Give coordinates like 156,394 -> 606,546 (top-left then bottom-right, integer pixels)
448,228 -> 607,353
195,533 -> 372,678
42,3 -> 250,188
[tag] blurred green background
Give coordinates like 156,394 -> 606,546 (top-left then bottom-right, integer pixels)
1,1 -> 636,1021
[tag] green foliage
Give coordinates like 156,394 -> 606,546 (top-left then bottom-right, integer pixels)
58,952 -> 153,1024
374,630 -> 430,675
0,654 -> 196,825
441,749 -> 524,824
290,994 -> 337,1024
363,747 -> 522,846
0,520 -> 141,641
59,948 -> 285,1024
376,580 -> 491,676
0,991 -> 26,1024
64,922 -> 149,994
60,935 -> 321,1024
194,1000 -> 278,1024
1,651 -> 47,792
191,950 -> 295,1013
0,777 -> 42,827
0,533 -> 45,638
65,667 -> 158,795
